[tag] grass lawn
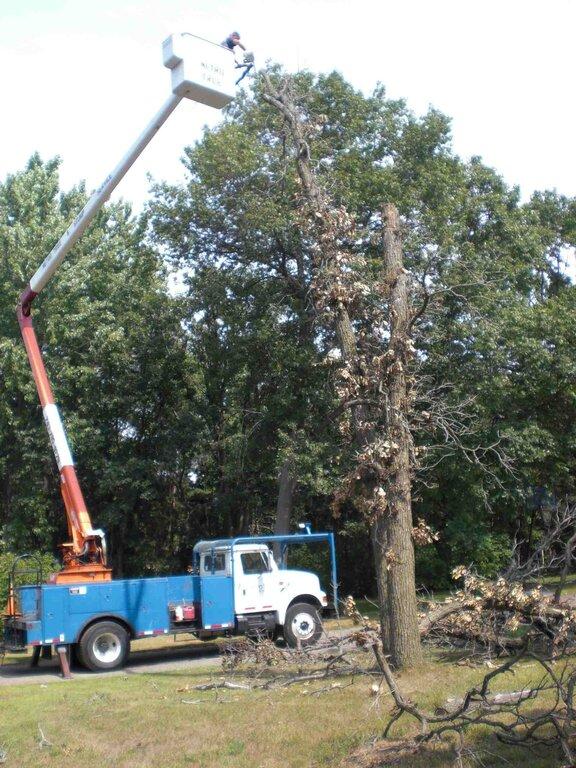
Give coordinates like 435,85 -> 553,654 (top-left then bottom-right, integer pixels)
0,653 -> 372,768
2,584 -> 575,766
0,644 -> 572,768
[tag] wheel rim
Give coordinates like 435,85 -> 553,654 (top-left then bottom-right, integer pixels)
291,611 -> 316,641
92,631 -> 122,664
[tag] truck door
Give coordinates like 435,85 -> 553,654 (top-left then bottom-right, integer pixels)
234,549 -> 274,615
199,549 -> 234,630
200,576 -> 234,629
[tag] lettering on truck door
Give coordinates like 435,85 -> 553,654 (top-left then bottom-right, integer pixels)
234,549 -> 274,614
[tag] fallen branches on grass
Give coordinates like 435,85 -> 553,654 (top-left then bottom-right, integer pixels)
37,725 -> 52,749
186,681 -> 252,692
221,637 -> 373,689
372,643 -> 576,767
341,561 -> 576,766
345,563 -> 576,657
175,635 -> 379,700
421,567 -> 576,656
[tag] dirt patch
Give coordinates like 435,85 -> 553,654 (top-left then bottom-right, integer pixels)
341,739 -> 422,767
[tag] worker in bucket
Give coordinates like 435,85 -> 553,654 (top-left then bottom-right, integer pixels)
222,31 -> 254,85
222,31 -> 246,53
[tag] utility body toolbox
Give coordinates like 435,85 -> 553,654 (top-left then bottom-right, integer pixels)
6,574 -> 206,650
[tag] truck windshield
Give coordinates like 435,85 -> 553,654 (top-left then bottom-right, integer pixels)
240,551 -> 270,575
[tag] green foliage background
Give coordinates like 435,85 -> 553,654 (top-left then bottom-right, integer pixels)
1,67 -> 575,595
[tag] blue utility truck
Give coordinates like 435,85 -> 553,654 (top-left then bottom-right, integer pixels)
4,532 -> 337,671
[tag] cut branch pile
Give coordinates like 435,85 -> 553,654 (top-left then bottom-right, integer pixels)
215,635 -> 376,691
372,644 -> 576,767
344,563 -> 576,657
342,566 -> 576,766
420,567 -> 576,655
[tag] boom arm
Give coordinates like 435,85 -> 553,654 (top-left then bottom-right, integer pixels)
16,34 -> 234,582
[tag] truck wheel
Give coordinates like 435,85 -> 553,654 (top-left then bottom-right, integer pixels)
79,621 -> 130,671
283,602 -> 322,648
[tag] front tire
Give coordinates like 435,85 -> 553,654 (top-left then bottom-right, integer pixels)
283,602 -> 322,648
78,620 -> 130,671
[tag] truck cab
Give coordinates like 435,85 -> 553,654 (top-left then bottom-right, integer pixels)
194,540 -> 328,646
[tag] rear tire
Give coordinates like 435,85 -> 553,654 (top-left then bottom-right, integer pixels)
283,602 -> 322,648
78,620 -> 130,671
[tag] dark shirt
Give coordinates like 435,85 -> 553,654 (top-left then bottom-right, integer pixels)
222,36 -> 237,50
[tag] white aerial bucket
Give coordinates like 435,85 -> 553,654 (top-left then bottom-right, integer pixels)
163,33 -> 236,109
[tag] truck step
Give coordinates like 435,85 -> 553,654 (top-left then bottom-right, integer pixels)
238,612 -> 276,637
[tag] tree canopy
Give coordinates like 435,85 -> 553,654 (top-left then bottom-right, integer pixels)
1,69 -> 575,596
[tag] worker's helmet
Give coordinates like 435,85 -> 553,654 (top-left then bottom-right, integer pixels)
231,31 -> 240,38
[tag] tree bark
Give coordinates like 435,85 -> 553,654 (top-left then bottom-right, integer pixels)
274,459 -> 296,537
274,459 -> 296,563
380,203 -> 422,666
371,514 -> 391,650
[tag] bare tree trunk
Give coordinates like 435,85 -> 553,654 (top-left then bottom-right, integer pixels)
553,531 -> 576,604
262,77 -> 421,666
274,460 -> 296,536
371,515 -> 392,650
273,459 -> 296,563
380,204 -> 422,666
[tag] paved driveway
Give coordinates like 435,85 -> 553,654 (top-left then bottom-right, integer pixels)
0,639 -> 222,686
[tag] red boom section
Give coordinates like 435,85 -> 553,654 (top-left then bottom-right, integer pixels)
17,293 -> 111,583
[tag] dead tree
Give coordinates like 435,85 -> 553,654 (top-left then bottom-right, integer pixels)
376,204 -> 422,666
262,74 -> 422,667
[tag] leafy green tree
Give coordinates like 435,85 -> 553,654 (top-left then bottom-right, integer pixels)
163,248 -> 337,538
149,67 -> 576,592
0,155 -> 202,575
2,64 -> 575,600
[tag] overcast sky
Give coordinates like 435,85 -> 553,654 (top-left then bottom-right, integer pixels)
1,0 -> 575,211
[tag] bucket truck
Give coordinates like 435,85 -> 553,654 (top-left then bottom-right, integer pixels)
3,35 -> 337,675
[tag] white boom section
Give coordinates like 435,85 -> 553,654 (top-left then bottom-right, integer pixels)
42,403 -> 74,470
28,33 -> 234,297
30,93 -> 180,295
